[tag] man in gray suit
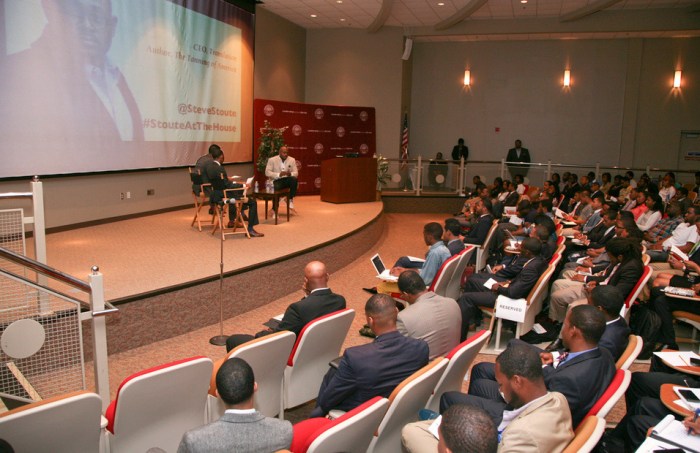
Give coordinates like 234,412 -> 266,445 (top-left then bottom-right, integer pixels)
177,358 -> 292,453
397,271 -> 461,359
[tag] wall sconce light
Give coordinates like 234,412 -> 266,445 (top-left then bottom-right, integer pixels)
463,70 -> 471,86
563,69 -> 571,87
673,70 -> 682,88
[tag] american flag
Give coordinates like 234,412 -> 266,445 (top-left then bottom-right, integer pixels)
400,114 -> 409,168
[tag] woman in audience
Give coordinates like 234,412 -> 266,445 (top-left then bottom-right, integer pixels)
489,177 -> 503,199
636,193 -> 663,232
601,172 -> 612,195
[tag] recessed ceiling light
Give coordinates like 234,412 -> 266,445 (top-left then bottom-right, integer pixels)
437,2 -> 445,5
340,18 -> 346,21
310,14 -> 317,18
336,0 -> 343,3
520,0 -> 528,3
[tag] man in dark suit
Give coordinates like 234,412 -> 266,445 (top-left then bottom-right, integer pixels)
592,285 -> 630,362
456,237 -> 546,340
226,261 -> 346,351
463,197 -> 495,247
451,138 -> 469,161
506,139 -> 531,179
204,147 -> 263,237
443,219 -> 465,256
177,358 -> 292,452
310,294 -> 429,417
442,305 -> 616,428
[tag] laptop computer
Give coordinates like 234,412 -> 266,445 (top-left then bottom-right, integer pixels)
370,253 -> 398,282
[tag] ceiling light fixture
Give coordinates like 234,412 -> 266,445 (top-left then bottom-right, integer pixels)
563,69 -> 571,87
310,14 -> 317,18
673,70 -> 682,88
463,70 -> 471,86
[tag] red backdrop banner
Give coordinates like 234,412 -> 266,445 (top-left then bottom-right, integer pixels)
253,99 -> 376,195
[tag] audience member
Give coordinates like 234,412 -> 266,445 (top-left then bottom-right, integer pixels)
396,271 -> 461,359
225,261 -> 346,351
390,222 -> 451,286
506,139 -> 530,178
445,305 -> 615,428
177,358 -> 292,453
636,193 -> 663,232
646,205 -> 697,263
443,219 -> 465,256
310,294 -> 429,417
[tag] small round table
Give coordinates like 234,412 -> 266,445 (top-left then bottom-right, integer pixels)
660,383 -> 695,417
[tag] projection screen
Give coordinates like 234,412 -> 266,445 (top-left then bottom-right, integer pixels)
0,0 -> 254,178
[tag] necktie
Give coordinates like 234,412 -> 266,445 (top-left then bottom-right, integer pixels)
556,352 -> 569,367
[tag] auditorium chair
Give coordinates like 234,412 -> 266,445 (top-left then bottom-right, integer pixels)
188,167 -> 213,231
616,335 -> 643,370
620,265 -> 652,321
290,396 -> 389,453
481,256 -> 558,350
0,390 -> 103,453
105,356 -> 213,452
671,311 -> 700,352
425,329 -> 491,412
584,368 -> 631,420
367,358 -> 448,453
473,219 -> 499,272
208,331 -> 296,421
428,250 -> 461,297
562,415 -> 606,453
284,309 -> 355,410
443,246 -> 475,301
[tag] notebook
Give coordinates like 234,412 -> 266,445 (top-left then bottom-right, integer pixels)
370,254 -> 398,282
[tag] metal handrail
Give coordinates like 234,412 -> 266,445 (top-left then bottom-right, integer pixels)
0,246 -> 91,293
0,192 -> 33,199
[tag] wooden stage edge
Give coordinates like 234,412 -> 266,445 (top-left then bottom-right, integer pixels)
81,209 -> 386,357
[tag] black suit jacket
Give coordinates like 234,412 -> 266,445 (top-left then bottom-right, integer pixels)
587,224 -> 616,249
451,145 -> 469,161
506,147 -> 530,166
203,160 -> 244,204
315,331 -> 429,414
587,259 -> 644,300
497,255 -> 546,299
503,191 -> 520,207
274,289 -> 346,338
599,317 -> 631,362
543,347 -> 616,427
446,239 -> 466,256
464,214 -> 494,246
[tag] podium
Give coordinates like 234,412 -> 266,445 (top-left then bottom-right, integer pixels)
321,157 -> 377,203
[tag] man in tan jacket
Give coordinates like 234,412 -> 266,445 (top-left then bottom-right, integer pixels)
402,342 -> 573,452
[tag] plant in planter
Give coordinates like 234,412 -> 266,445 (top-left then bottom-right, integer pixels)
256,120 -> 288,174
376,154 -> 390,190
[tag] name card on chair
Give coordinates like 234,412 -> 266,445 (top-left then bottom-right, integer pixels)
494,295 -> 527,323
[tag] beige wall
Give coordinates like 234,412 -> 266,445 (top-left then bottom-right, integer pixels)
408,37 -> 700,170
305,27 -> 405,158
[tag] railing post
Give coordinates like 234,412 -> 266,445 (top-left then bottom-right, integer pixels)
416,156 -> 422,196
459,158 -> 466,196
30,178 -> 52,315
89,266 -> 111,412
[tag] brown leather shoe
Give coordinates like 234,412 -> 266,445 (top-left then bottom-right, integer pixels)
248,229 -> 264,237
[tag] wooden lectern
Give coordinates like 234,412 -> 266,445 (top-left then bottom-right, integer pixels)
321,157 -> 377,203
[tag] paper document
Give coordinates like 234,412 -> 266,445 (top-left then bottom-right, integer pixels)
483,278 -> 498,289
428,415 -> 442,440
650,414 -> 700,452
653,351 -> 700,367
407,256 -> 426,263
554,207 -> 566,219
671,245 -> 690,262
509,216 -> 523,226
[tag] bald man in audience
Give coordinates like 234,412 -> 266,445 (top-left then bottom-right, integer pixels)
225,261 -> 346,351
309,294 -> 429,417
396,271 -> 461,359
402,342 -> 573,452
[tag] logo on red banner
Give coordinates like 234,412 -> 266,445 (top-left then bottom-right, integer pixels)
314,143 -> 324,155
360,111 -> 368,122
292,125 -> 302,136
314,177 -> 321,189
336,126 -> 345,138
296,160 -> 302,170
360,144 -> 369,155
314,108 -> 324,120
264,104 -> 274,116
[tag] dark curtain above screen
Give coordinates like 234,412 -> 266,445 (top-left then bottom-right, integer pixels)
0,0 -> 254,178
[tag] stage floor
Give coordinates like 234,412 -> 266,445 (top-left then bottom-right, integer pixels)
40,196 -> 383,302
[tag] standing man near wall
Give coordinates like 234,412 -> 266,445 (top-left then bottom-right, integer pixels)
506,139 -> 530,179
265,145 -> 299,213
451,138 -> 469,161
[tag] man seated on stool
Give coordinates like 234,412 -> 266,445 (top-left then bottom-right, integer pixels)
265,145 -> 298,213
177,358 -> 292,453
309,294 -> 429,418
225,261 -> 346,352
204,147 -> 263,237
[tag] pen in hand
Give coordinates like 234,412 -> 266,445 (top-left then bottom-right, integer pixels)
689,407 -> 700,434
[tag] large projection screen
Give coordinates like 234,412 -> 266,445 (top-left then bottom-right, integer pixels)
0,0 -> 254,178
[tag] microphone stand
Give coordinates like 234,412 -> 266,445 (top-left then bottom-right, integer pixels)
210,201 -> 228,346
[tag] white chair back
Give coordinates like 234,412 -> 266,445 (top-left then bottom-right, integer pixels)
620,265 -> 652,321
474,220 -> 499,272
367,358 -> 448,453
616,335 -> 643,370
284,309 -> 355,409
308,397 -> 390,453
586,369 -> 631,419
0,391 -> 102,453
562,415 -> 606,453
426,330 -> 491,412
444,246 -> 476,300
429,252 -> 461,296
209,331 -> 296,421
108,356 -> 213,453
